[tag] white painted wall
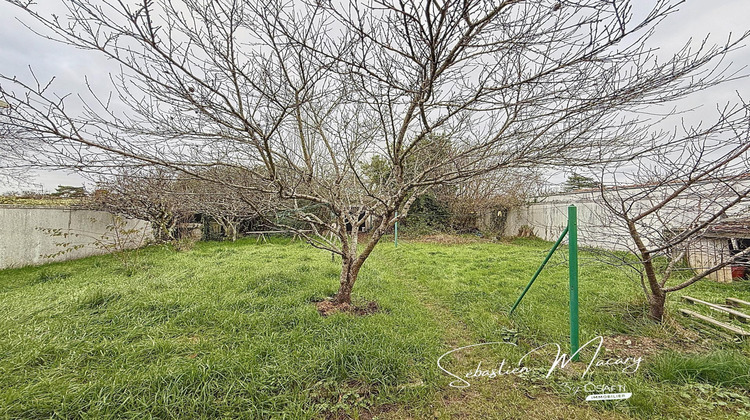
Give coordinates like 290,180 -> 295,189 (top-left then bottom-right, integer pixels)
503,191 -> 633,250
504,178 -> 750,251
0,206 -> 152,269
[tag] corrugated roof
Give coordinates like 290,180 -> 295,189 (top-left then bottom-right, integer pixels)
705,218 -> 750,238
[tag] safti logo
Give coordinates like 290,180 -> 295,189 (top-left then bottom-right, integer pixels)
562,382 -> 633,401
586,392 -> 632,401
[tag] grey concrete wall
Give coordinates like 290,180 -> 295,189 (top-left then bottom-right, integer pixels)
0,206 -> 152,269
503,191 -> 632,250
504,178 -> 750,251
503,179 -> 750,281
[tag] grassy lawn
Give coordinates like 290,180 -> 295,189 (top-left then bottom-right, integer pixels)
1,237 -> 749,419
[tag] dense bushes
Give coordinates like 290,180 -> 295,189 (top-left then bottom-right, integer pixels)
402,192 -> 505,235
402,193 -> 451,232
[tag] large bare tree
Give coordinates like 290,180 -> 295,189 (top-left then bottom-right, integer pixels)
1,0 -> 748,308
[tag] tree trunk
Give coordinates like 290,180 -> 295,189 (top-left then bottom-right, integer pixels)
648,291 -> 666,322
627,220 -> 668,323
153,219 -> 172,242
333,256 -> 360,305
228,223 -> 238,242
329,215 -> 391,307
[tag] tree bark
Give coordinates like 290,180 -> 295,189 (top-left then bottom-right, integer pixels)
648,291 -> 666,322
330,216 -> 391,306
333,255 -> 360,305
626,220 -> 669,323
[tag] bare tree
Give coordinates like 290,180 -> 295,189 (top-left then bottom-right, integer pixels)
179,167 -> 275,241
1,0 -> 748,308
446,168 -> 545,232
0,98 -> 34,187
594,111 -> 750,321
92,169 -> 190,243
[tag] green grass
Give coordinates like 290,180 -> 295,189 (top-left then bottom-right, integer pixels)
648,351 -> 750,387
0,237 -> 748,419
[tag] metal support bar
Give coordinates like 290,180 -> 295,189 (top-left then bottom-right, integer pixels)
394,210 -> 398,248
508,205 -> 580,362
509,225 -> 569,315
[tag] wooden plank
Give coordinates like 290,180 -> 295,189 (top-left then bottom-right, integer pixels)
726,297 -> 750,309
244,230 -> 314,234
681,296 -> 750,323
245,231 -> 286,234
679,309 -> 750,337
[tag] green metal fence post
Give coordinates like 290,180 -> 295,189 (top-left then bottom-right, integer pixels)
394,211 -> 398,248
568,205 -> 579,361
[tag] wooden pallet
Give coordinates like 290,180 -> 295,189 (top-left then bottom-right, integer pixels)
681,296 -> 750,323
679,309 -> 750,337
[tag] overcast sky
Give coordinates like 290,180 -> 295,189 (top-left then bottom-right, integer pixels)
1,0 -> 749,193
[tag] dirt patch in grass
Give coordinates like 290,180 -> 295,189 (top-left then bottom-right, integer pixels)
603,333 -> 707,358
373,377 -> 630,420
355,404 -> 400,420
600,313 -> 713,358
315,298 -> 382,316
603,335 -> 668,358
321,404 -> 399,420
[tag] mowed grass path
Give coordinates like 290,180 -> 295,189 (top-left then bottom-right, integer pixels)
1,237 -> 749,419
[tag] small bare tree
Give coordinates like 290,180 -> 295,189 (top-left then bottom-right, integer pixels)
92,169 -> 190,243
178,168 -> 274,241
1,0 -> 748,308
595,111 -> 750,321
446,168 -> 545,232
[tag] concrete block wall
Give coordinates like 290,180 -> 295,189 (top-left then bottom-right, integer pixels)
504,178 -> 750,251
503,192 -> 633,251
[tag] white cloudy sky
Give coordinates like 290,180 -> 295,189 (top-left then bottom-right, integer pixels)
0,0 -> 749,193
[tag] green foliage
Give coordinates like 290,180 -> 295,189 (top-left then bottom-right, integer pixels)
35,270 -> 72,284
0,195 -> 82,207
676,382 -> 750,416
51,185 -> 87,198
360,134 -> 452,188
403,193 -> 451,231
173,235 -> 199,252
564,172 -> 600,191
0,239 -> 441,419
361,155 -> 392,187
647,351 -> 750,388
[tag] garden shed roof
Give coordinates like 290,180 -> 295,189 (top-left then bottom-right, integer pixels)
705,218 -> 750,239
